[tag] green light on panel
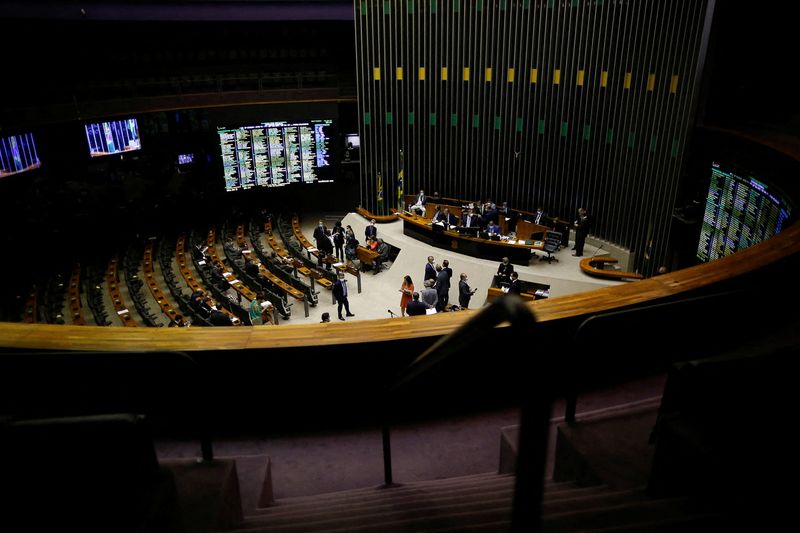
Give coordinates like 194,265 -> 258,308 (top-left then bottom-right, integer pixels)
386,112 -> 394,125
453,0 -> 460,13
571,0 -> 579,7
499,0 -> 507,10
431,0 -> 438,14
606,128 -> 614,144
360,1 -> 367,15
560,122 -> 569,137
628,131 -> 636,147
494,116 -> 502,130
451,113 -> 458,127
522,0 -> 530,8
472,115 -> 480,128
671,139 -> 680,158
516,117 -> 523,132
583,125 -> 591,140
476,0 -> 483,12
384,1 -> 391,14
408,112 -> 415,125
408,0 -> 415,14
430,113 -> 437,126
649,135 -> 658,152
364,112 -> 371,125
547,0 -> 555,8
538,119 -> 545,134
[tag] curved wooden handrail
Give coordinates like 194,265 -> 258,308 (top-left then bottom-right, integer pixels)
2,219 -> 798,351
579,256 -> 644,281
356,207 -> 398,223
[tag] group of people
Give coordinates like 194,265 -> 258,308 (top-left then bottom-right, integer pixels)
396,255 -> 479,317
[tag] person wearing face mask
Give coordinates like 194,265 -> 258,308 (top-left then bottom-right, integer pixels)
458,273 -> 478,309
497,256 -> 514,286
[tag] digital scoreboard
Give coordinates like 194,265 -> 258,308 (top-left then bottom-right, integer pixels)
218,119 -> 334,191
697,162 -> 793,261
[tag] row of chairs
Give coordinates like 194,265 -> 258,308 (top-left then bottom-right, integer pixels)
157,237 -> 214,327
83,264 -> 113,327
123,245 -> 162,328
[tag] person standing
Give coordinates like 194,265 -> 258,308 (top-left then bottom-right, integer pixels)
458,273 -> 478,309
333,272 -> 355,321
333,222 -> 345,261
435,264 -> 451,311
424,255 -> 437,284
573,207 -> 591,257
249,295 -> 264,325
399,275 -> 414,317
365,219 -> 377,241
420,279 -> 438,310
497,257 -> 514,286
344,226 -> 359,267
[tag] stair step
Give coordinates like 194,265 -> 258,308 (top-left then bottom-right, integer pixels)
258,472 -> 513,509
249,477 -> 515,518
235,493 -> 513,530
542,497 -> 696,532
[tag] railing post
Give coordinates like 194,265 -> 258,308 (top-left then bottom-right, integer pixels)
381,424 -> 393,487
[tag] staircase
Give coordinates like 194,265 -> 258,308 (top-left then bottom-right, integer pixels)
217,473 -> 722,532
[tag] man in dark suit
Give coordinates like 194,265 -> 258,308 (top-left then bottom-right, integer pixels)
245,258 -> 260,278
497,257 -> 514,286
313,220 -> 327,245
458,273 -> 477,309
406,292 -> 427,316
365,219 -> 378,240
435,264 -> 451,312
209,304 -> 234,326
424,256 -> 437,284
533,206 -> 548,225
507,271 -> 522,296
572,207 -> 591,257
333,272 -> 355,320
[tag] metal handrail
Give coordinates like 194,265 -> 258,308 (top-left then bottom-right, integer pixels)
383,295 -> 546,532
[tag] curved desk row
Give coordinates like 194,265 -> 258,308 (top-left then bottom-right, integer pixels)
398,212 -> 542,265
579,256 -> 644,281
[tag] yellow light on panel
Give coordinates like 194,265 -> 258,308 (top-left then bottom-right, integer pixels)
419,67 -> 426,81
396,67 -> 404,81
600,70 -> 608,88
530,68 -> 538,84
647,73 -> 655,92
441,67 -> 448,81
670,74 -> 679,94
463,67 -> 471,81
373,67 -> 381,81
507,68 -> 515,83
577,69 -> 585,86
553,69 -> 561,85
624,72 -> 632,90
485,68 -> 492,82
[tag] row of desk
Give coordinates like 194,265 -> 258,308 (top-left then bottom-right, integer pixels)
398,211 -> 543,266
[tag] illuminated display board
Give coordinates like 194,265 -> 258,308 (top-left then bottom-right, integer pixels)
697,162 -> 793,261
218,119 -> 334,191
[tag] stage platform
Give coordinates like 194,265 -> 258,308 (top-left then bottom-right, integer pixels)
288,212 -> 629,325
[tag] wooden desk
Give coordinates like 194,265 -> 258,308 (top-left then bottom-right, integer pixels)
356,207 -> 398,223
485,276 -> 550,304
580,255 -> 644,281
106,257 -> 138,327
399,212 -> 541,265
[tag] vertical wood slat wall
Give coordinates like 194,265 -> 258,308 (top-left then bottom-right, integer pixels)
355,0 -> 709,274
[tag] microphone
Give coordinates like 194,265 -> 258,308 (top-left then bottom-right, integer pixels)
387,309 -> 396,317
591,244 -> 605,258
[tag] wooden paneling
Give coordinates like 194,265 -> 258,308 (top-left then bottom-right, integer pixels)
356,0 -> 711,275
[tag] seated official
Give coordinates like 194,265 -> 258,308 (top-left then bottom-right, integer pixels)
373,238 -> 390,274
487,220 -> 501,236
245,259 -> 260,278
507,271 -> 522,295
406,292 -> 428,316
461,209 -> 479,230
209,303 -> 234,326
410,189 -> 427,216
431,205 -> 443,222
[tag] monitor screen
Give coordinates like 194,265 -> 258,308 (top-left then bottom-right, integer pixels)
218,119 -> 334,191
0,132 -> 41,178
697,161 -> 794,262
85,118 -> 141,158
345,133 -> 360,149
178,153 -> 194,165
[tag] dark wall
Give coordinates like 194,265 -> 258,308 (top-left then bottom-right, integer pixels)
355,0 -> 711,275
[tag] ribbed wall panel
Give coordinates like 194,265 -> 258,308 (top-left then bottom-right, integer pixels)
355,0 -> 710,274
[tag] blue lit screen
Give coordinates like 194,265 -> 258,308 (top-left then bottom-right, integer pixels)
0,132 -> 41,178
85,118 -> 141,158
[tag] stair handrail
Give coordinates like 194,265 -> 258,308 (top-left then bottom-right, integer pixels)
384,295 -> 547,532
